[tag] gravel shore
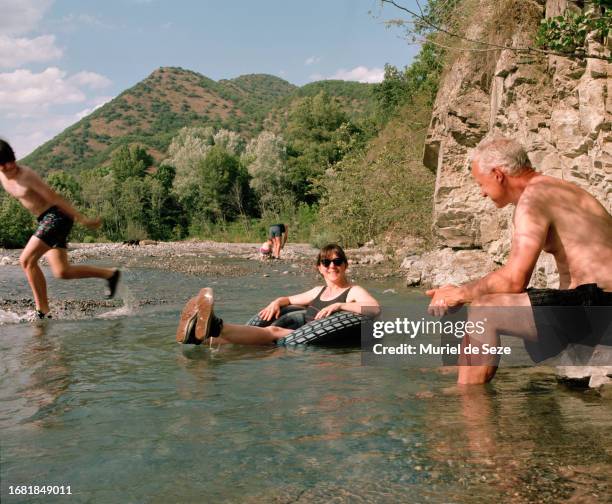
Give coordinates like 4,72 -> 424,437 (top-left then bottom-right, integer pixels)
0,240 -> 400,280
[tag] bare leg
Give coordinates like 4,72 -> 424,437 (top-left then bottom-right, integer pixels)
458,293 -> 536,385
273,237 -> 281,258
19,236 -> 52,313
206,323 -> 292,346
46,248 -> 114,280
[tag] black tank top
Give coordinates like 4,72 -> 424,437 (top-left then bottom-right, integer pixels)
305,286 -> 352,322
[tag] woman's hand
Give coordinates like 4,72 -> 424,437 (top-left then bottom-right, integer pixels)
314,302 -> 343,320
259,299 -> 282,321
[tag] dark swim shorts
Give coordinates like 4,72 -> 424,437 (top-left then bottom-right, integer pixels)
269,224 -> 285,238
34,206 -> 73,249
525,284 -> 612,363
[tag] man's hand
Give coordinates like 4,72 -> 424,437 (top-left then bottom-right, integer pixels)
259,299 -> 281,321
426,285 -> 464,317
314,302 -> 343,320
81,216 -> 101,229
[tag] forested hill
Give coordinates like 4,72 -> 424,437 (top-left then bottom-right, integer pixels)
22,67 -> 375,176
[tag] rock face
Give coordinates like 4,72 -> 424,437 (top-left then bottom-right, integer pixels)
418,0 -> 610,290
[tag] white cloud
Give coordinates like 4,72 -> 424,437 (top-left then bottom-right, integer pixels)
0,0 -> 54,36
304,56 -> 321,66
0,67 -> 112,116
69,71 -> 112,89
7,96 -> 113,158
329,66 -> 384,83
0,34 -> 62,68
309,66 -> 384,84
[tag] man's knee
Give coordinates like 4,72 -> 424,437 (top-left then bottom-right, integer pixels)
471,295 -> 499,308
457,365 -> 498,385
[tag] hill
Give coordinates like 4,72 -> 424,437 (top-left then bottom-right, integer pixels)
22,67 -> 375,176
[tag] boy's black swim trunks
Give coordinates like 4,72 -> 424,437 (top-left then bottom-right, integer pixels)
34,206 -> 73,249
524,283 -> 612,363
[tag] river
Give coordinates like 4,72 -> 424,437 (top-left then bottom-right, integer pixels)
1,259 -> 610,502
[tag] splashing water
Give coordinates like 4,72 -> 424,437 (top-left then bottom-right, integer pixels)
97,279 -> 136,319
0,309 -> 22,325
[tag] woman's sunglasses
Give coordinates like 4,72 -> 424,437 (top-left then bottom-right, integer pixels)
320,258 -> 345,267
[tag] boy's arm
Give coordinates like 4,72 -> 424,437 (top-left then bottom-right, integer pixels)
26,169 -> 100,228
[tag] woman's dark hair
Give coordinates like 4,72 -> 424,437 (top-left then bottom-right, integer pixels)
0,139 -> 16,165
316,244 -> 348,266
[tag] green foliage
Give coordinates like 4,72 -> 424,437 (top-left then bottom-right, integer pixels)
0,196 -> 35,248
284,91 -> 366,204
196,146 -> 254,222
536,3 -> 610,54
316,113 -> 435,247
243,131 -> 291,214
47,171 -> 82,204
373,42 -> 444,120
110,145 -> 153,182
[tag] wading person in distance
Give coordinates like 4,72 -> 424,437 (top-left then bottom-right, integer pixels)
0,139 -> 121,319
426,136 -> 612,385
268,222 -> 288,259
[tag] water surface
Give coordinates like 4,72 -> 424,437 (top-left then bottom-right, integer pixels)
1,263 -> 610,502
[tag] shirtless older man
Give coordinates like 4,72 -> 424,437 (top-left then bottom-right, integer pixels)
426,136 -> 612,385
0,139 -> 120,319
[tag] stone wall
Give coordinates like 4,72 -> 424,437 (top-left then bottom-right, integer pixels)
406,0 -> 610,289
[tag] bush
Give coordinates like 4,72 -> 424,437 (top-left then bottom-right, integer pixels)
0,197 -> 35,248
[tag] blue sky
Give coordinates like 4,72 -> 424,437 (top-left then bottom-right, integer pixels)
1,0 -> 420,158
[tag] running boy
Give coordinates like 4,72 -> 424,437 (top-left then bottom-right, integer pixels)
0,139 -> 120,319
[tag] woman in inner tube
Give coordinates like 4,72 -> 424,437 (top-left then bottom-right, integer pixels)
176,244 -> 380,345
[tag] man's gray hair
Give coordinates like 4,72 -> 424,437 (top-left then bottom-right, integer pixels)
471,136 -> 532,175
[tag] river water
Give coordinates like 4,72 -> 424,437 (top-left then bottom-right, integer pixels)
0,262 -> 610,502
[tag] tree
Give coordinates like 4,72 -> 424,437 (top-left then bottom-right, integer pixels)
284,91 -> 360,204
213,129 -> 245,156
0,196 -> 35,248
197,146 -> 254,222
111,145 -> 153,182
47,171 -> 82,204
243,131 -> 291,213
164,126 -> 213,198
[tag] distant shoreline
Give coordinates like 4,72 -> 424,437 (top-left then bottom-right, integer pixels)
0,241 -> 402,281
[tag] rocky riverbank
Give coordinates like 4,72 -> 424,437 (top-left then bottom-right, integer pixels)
0,240 -> 402,280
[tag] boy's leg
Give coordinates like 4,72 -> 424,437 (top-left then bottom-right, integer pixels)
45,248 -> 114,280
19,236 -> 52,314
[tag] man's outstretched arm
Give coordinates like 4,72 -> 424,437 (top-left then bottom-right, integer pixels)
428,199 -> 549,313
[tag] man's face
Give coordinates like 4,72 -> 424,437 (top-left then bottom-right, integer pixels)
471,160 -> 509,208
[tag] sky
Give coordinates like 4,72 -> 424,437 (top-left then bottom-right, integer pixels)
0,0 -> 421,158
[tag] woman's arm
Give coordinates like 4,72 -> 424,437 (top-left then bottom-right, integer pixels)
258,286 -> 321,321
314,285 -> 380,320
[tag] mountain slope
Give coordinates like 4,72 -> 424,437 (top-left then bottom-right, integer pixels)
23,67 -> 297,175
22,67 -> 376,177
